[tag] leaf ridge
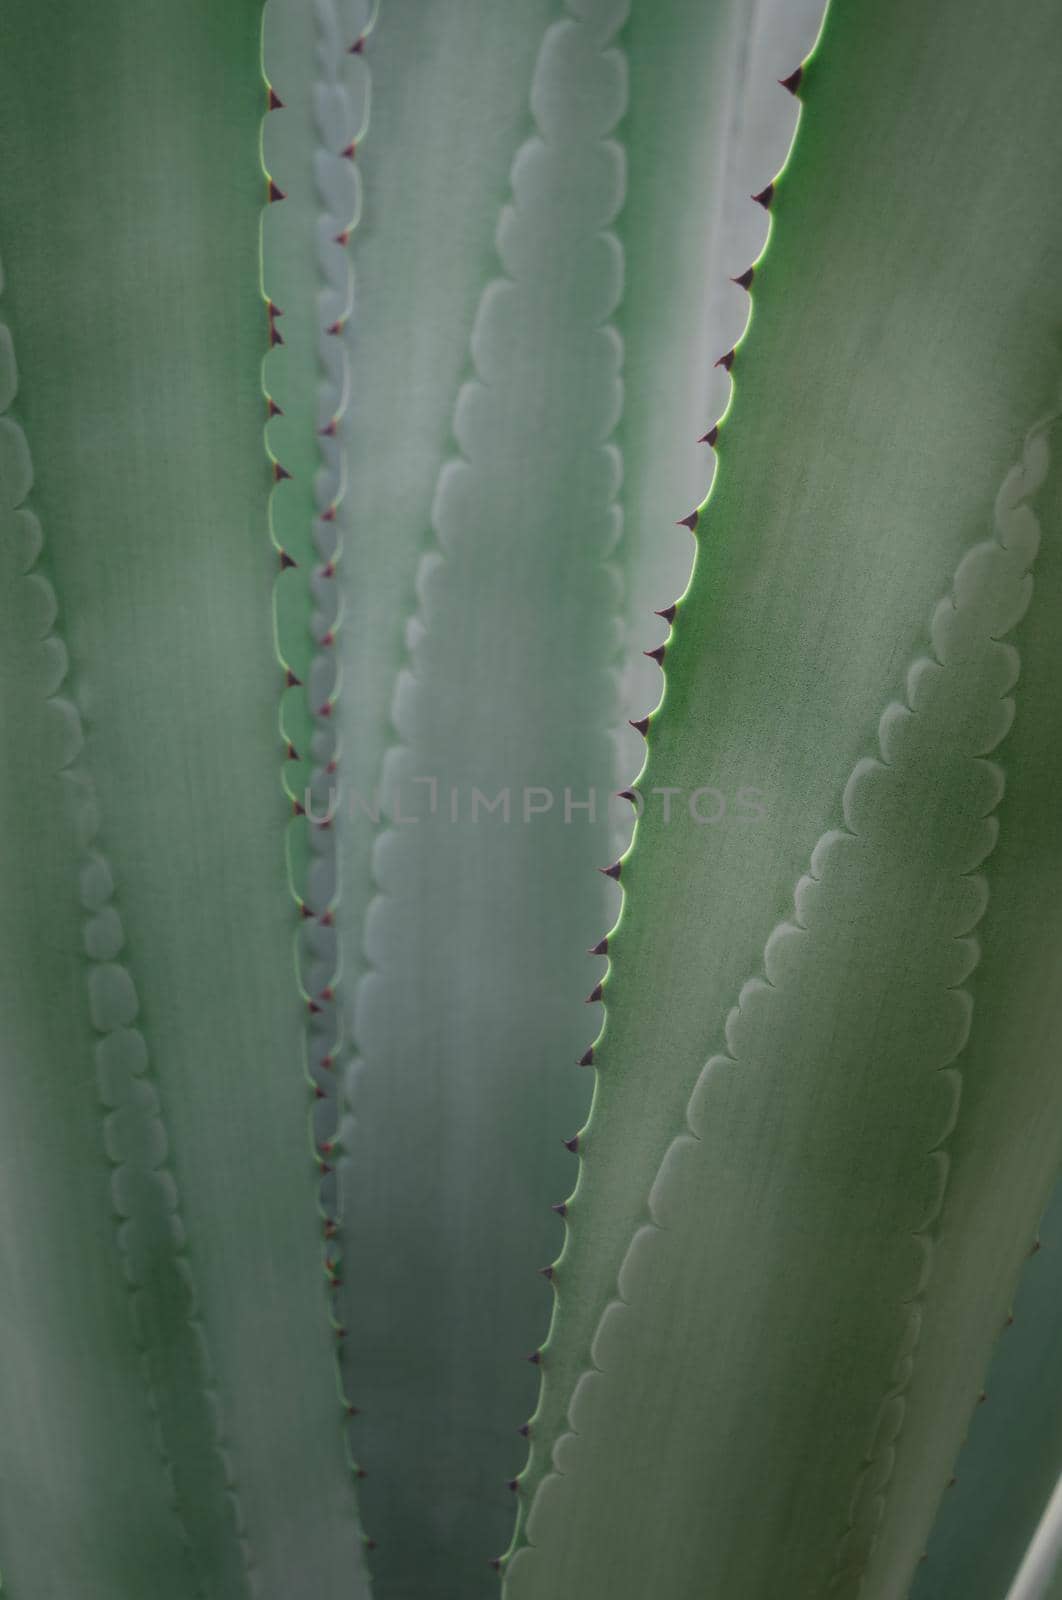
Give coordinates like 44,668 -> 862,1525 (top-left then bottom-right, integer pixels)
260,0 -> 377,1541
339,0 -> 628,1586
911,1176 -> 1062,1600
0,262 -> 253,1600
831,403 -> 1062,1600
505,397 -> 1055,1600
511,14 -> 822,1545
839,405 -> 1061,1596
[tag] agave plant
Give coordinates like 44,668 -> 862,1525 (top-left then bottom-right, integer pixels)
0,1 -> 1060,1598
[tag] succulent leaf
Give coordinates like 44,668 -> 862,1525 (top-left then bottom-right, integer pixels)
506,378 -> 1061,1600
261,0 -> 376,1550
0,4 -> 371,1593
0,267 -> 211,1600
619,0 -> 824,768
331,0 -> 557,1038
511,0 -> 1062,1589
335,2 -> 627,1589
909,1095 -> 1062,1597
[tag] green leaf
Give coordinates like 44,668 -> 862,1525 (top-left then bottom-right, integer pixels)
507,392 -> 1060,1598
619,0 -> 824,723
0,288 -> 204,1600
509,0 -> 1062,1592
333,0 -> 639,1588
332,0 -> 556,1034
861,407 -> 1062,1600
911,1180 -> 1062,1600
0,4 -> 370,1593
1010,1477 -> 1062,1600
260,0 -> 376,1562
514,0 -> 827,1535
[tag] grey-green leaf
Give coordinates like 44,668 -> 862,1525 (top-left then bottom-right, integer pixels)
507,389 -> 1059,1599
336,3 -> 627,1589
0,4 -> 371,1593
510,0 -> 1062,1592
911,1173 -> 1062,1596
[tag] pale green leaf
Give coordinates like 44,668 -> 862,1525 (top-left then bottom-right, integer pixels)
336,2 -> 626,1588
1009,1476 -> 1062,1600
0,5 -> 370,1593
509,0 -> 1062,1593
911,1182 -> 1062,1598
